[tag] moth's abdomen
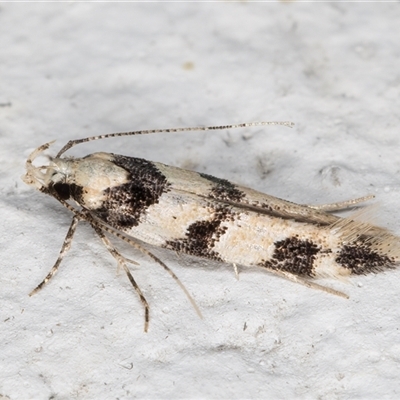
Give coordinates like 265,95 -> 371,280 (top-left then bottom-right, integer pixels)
97,177 -> 398,279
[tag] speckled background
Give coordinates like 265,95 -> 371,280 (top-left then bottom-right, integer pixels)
1,3 -> 400,399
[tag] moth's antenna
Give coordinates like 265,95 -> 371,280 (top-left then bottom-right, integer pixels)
56,121 -> 294,157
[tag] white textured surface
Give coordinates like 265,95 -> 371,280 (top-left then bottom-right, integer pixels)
2,3 -> 400,399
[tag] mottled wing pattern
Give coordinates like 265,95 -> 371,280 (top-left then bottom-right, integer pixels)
87,155 -> 399,280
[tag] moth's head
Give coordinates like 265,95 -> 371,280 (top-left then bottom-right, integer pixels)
23,144 -> 126,209
22,141 -> 73,199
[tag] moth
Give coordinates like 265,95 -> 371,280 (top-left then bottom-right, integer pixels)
23,121 -> 400,331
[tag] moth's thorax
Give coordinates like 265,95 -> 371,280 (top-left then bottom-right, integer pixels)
48,152 -> 130,209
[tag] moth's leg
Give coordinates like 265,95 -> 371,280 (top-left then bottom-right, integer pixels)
127,239 -> 203,319
306,195 -> 374,212
92,222 -> 203,320
30,216 -> 79,296
233,263 -> 239,280
262,267 -> 349,299
91,226 -> 150,333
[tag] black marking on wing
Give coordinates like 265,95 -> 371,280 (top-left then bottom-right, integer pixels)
51,182 -> 85,203
51,182 -> 72,200
164,205 -> 235,261
200,173 -> 246,202
262,237 -> 321,276
336,242 -> 395,274
199,172 -> 337,227
94,156 -> 171,229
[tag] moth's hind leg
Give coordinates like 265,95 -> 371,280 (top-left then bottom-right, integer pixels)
306,195 -> 374,212
30,215 -> 79,296
91,225 -> 150,332
118,236 -> 204,320
262,267 -> 349,299
91,222 -> 203,321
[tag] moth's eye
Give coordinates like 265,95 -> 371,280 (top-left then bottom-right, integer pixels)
53,183 -> 71,200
